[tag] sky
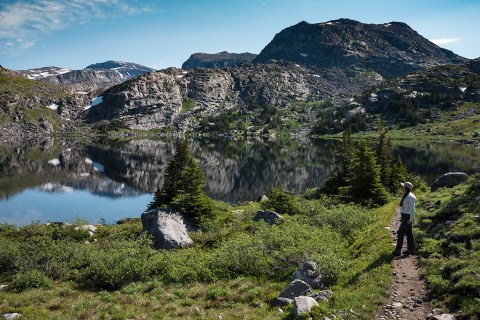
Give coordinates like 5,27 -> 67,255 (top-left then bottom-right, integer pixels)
0,0 -> 479,71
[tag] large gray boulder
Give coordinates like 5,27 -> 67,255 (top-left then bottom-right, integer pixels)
141,208 -> 194,250
294,296 -> 319,319
278,279 -> 313,299
431,172 -> 468,192
253,210 -> 283,225
291,260 -> 324,289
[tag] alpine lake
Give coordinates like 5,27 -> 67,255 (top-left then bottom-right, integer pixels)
1,137 -> 479,226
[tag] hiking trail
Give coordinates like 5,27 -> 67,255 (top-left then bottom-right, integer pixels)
376,207 -> 432,320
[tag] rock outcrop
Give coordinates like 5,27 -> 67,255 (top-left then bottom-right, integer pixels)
291,261 -> 324,289
253,210 -> 283,225
141,208 -> 194,250
87,72 -> 183,130
431,172 -> 468,192
182,51 -> 257,69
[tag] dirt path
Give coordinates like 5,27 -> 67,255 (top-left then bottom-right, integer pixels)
376,207 -> 432,320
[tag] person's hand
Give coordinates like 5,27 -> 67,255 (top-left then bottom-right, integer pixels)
407,220 -> 413,225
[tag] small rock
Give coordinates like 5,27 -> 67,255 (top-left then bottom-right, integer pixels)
392,302 -> 403,308
431,314 -> 456,320
310,289 -> 333,301
0,285 -> 8,290
74,224 -> 97,236
3,314 -> 21,320
294,296 -> 319,319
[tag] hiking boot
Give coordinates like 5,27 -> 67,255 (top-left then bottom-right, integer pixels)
402,250 -> 415,255
392,250 -> 402,257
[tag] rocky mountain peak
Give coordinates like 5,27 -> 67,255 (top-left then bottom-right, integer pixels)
254,19 -> 466,78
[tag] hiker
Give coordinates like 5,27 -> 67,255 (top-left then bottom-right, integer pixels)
393,182 -> 416,256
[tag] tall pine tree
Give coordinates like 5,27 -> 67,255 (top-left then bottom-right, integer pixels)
321,128 -> 354,194
375,123 -> 394,192
341,141 -> 390,206
149,140 -> 212,221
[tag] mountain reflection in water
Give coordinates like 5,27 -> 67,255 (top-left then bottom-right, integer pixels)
0,137 -> 478,225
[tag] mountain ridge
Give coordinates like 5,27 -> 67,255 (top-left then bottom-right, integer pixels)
254,19 -> 465,78
182,51 -> 257,69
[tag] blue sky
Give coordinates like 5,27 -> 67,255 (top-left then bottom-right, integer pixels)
0,0 -> 479,70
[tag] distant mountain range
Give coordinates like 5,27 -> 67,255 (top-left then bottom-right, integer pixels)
1,19 -> 478,140
17,60 -> 155,90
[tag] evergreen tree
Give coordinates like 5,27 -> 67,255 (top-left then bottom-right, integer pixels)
341,141 -> 390,206
375,123 -> 394,192
149,140 -> 212,221
389,156 -> 409,192
321,129 -> 354,194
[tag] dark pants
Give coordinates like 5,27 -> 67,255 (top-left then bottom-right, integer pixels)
395,213 -> 415,251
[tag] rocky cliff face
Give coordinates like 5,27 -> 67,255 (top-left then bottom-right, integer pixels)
254,19 -> 465,78
40,61 -> 154,90
86,62 -> 383,132
87,71 -> 183,130
182,51 -> 257,69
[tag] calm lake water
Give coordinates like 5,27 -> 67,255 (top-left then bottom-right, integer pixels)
0,137 -> 479,225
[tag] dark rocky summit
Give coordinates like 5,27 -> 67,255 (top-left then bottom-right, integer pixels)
182,51 -> 257,69
254,19 -> 465,78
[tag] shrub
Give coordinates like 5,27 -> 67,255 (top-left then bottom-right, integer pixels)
83,248 -> 155,289
262,187 -> 300,215
9,269 -> 52,292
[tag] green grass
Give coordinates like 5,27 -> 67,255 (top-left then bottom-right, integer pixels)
416,175 -> 480,319
0,196 -> 397,319
182,100 -> 195,113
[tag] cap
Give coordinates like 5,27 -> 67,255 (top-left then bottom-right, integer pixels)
401,182 -> 413,190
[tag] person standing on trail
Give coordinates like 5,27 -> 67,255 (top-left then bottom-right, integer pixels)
393,182 -> 416,256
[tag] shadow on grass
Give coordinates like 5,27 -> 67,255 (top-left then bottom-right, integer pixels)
346,252 -> 393,286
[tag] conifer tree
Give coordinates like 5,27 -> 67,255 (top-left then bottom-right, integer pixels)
341,141 -> 390,206
149,140 -> 212,221
321,128 -> 354,194
389,156 -> 409,191
375,123 -> 394,192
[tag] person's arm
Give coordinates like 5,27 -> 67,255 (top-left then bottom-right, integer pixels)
408,196 -> 415,223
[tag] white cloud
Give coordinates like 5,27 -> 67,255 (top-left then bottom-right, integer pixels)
430,38 -> 461,45
0,0 -> 154,53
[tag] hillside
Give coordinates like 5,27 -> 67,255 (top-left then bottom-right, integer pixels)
417,175 -> 480,319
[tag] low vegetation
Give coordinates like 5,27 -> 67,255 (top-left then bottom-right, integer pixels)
416,175 -> 480,319
0,195 -> 396,319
